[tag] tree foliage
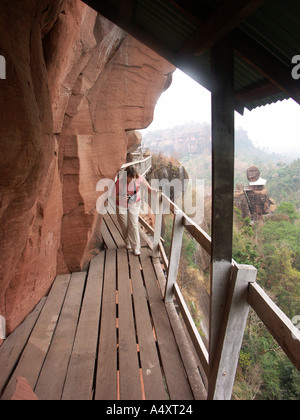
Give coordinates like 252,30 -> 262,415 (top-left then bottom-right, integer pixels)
152,145 -> 300,399
233,198 -> 300,400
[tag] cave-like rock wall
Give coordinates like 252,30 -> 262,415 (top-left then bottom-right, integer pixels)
0,0 -> 174,338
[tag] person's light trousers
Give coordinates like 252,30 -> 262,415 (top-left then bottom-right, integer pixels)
116,202 -> 141,250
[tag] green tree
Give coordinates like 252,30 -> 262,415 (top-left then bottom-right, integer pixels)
277,202 -> 298,222
233,200 -> 300,399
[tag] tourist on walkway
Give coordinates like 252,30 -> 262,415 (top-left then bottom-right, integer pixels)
115,166 -> 153,256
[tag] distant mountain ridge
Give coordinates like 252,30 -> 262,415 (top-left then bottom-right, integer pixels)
143,122 -> 286,184
143,122 -> 211,157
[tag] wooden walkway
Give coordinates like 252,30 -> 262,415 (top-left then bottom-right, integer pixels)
0,212 -> 206,400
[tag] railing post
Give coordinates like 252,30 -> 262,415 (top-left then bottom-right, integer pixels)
164,210 -> 184,303
153,190 -> 163,259
208,263 -> 257,400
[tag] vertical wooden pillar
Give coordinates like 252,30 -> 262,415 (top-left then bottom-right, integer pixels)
210,36 -> 235,362
153,190 -> 163,259
208,264 -> 257,400
164,210 -> 184,303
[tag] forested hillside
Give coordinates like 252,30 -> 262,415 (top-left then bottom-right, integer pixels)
232,202 -> 300,400
265,159 -> 300,211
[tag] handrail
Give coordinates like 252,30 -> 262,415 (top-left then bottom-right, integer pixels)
161,193 -> 212,256
173,282 -> 210,377
248,282 -> 300,371
139,187 -> 300,399
121,155 -> 152,176
120,155 -> 300,397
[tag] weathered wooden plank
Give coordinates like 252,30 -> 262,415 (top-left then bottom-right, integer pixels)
121,156 -> 152,172
119,0 -> 136,20
139,215 -> 155,237
63,354 -> 96,400
164,211 -> 184,303
95,250 -> 118,400
139,227 -> 148,248
109,209 -> 148,248
165,301 -> 207,400
140,249 -> 193,400
129,252 -> 167,400
0,298 -> 46,397
180,0 -> 268,56
208,264 -> 257,400
174,284 -> 209,378
183,215 -> 212,256
210,35 -> 235,361
159,193 -> 212,256
62,252 -> 105,400
235,29 -> 300,105
118,249 -> 143,400
139,215 -> 165,245
152,256 -> 167,298
101,218 -> 117,249
156,257 -> 208,394
158,242 -> 169,274
161,193 -> 179,214
104,214 -> 126,248
153,191 -> 163,258
139,225 -> 153,249
34,272 -> 86,400
107,196 -> 147,248
1,275 -> 71,400
248,282 -> 300,372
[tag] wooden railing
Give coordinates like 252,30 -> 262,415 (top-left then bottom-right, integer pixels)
121,155 -> 152,177
141,190 -> 300,400
120,155 -> 300,399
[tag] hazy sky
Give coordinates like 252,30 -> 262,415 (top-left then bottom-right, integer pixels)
142,69 -> 300,157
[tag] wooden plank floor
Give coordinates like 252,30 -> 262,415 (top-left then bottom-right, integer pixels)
0,213 -> 205,400
101,208 -> 148,250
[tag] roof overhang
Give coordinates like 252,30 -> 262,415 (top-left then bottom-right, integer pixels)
82,0 -> 300,114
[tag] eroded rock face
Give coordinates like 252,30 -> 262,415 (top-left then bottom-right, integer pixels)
0,0 -> 174,336
0,0 -> 64,339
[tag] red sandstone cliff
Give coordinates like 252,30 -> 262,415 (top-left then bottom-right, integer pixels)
0,0 -> 174,338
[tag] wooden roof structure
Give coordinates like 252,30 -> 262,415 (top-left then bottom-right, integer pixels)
82,0 -> 300,114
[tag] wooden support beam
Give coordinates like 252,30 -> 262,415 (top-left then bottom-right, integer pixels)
235,80 -> 282,109
235,29 -> 300,105
180,0 -> 267,56
183,214 -> 212,256
119,0 -> 136,20
164,211 -> 184,303
210,36 -> 235,361
82,0 -> 288,116
82,0 -> 177,64
208,264 -> 257,400
248,282 -> 300,371
174,283 -> 209,379
153,191 -> 163,259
